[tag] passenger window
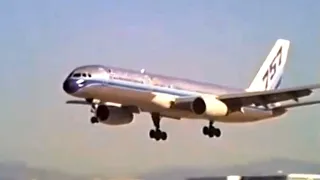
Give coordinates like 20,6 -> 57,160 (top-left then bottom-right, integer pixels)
82,73 -> 86,77
88,74 -> 92,77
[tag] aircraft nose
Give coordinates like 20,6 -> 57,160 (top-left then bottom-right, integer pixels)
63,79 -> 79,94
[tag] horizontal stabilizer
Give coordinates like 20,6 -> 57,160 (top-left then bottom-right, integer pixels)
66,100 -> 91,105
218,84 -> 320,110
272,100 -> 320,109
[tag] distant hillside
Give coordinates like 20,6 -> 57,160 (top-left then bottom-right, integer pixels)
0,161 -> 143,180
0,161 -> 105,180
140,158 -> 320,180
0,158 -> 319,180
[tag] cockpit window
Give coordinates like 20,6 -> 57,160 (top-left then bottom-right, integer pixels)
72,72 -> 93,78
73,73 -> 81,77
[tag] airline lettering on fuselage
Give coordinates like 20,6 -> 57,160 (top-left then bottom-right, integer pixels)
262,47 -> 282,89
109,72 -> 177,90
110,74 -> 144,84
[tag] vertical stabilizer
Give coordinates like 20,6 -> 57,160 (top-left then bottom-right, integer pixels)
247,39 -> 290,92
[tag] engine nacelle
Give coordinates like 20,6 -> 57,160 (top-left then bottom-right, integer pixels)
151,93 -> 176,108
171,97 -> 206,115
95,105 -> 134,125
202,97 -> 229,117
150,93 -> 229,117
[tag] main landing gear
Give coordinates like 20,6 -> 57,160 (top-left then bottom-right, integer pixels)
90,103 -> 99,124
202,120 -> 221,138
149,113 -> 167,141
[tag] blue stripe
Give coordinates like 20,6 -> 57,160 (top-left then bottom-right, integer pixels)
74,78 -> 199,97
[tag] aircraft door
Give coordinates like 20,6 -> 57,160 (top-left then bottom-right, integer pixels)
94,67 -> 110,84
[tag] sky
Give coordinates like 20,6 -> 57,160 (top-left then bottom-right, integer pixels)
1,0 -> 320,177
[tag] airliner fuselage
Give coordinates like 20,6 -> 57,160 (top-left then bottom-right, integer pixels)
63,65 -> 282,123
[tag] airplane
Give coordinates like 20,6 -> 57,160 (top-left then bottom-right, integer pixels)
63,39 -> 320,141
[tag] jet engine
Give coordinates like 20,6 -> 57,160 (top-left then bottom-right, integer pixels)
172,96 -> 229,117
95,105 -> 134,125
202,97 -> 229,117
171,97 -> 206,115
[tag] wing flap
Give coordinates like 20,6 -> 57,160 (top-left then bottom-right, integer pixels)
218,84 -> 320,109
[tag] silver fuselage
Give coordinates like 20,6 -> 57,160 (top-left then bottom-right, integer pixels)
63,65 -> 285,123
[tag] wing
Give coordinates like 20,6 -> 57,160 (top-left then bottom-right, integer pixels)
66,100 -> 140,113
217,84 -> 320,110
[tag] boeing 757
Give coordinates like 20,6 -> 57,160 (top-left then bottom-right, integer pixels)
63,39 -> 320,141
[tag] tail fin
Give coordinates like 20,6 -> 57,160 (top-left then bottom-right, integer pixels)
247,39 -> 290,92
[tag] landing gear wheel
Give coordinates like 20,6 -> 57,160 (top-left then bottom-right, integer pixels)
149,129 -> 167,141
154,131 -> 161,141
149,113 -> 168,141
214,128 -> 221,137
202,126 -> 209,135
149,129 -> 156,138
202,121 -> 222,138
160,131 -> 167,140
90,117 -> 99,124
208,130 -> 214,138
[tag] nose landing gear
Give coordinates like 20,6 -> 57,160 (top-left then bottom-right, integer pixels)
89,101 -> 99,124
90,116 -> 99,124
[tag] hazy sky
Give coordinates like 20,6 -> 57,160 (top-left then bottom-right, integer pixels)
1,0 -> 320,177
